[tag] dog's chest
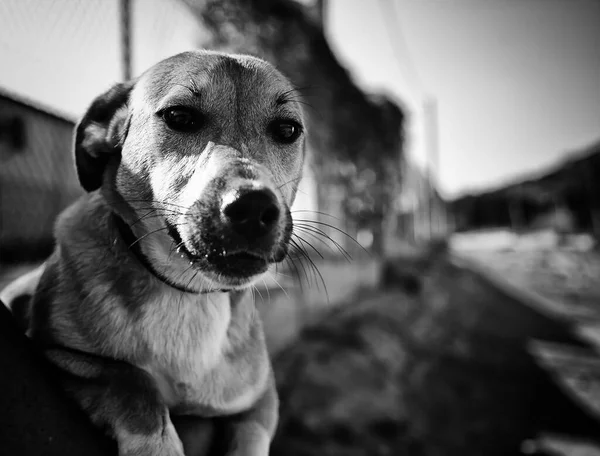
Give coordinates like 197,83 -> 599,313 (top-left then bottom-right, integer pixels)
133,290 -> 225,393
138,289 -> 229,367
132,289 -> 262,414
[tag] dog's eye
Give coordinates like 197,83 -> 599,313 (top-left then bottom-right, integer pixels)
269,120 -> 302,144
160,107 -> 202,133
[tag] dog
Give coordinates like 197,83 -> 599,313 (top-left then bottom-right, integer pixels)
1,50 -> 306,456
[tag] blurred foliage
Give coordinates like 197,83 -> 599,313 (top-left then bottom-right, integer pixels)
184,0 -> 405,243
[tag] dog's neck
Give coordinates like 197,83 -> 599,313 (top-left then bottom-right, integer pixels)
112,212 -> 226,295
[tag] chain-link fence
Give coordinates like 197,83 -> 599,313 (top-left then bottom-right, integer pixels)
0,0 -> 204,262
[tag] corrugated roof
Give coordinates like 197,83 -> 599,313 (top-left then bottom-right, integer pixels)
0,86 -> 77,125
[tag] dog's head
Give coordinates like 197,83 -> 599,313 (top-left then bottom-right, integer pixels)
74,51 -> 305,291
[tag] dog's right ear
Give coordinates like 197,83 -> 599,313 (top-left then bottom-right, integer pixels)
74,81 -> 135,192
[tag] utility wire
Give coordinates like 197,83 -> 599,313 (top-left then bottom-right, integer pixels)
377,0 -> 426,100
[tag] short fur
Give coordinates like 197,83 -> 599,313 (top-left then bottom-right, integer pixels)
4,50 -> 306,456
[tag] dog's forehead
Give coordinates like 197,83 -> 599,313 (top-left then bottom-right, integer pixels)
135,51 -> 296,107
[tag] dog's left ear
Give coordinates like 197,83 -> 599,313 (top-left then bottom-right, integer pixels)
74,81 -> 135,192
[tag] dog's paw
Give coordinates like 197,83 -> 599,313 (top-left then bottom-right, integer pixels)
224,422 -> 272,456
117,421 -> 185,456
225,450 -> 268,456
225,436 -> 270,456
119,438 -> 185,456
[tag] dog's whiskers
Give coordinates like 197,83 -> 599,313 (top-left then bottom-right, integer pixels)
283,255 -> 304,294
127,222 -> 188,249
166,239 -> 177,264
291,232 -> 324,260
293,223 -> 355,261
292,209 -> 341,221
266,272 -> 291,302
182,70 -> 201,96
293,224 -> 351,261
119,198 -> 189,210
126,205 -> 185,214
128,205 -> 185,213
252,284 -> 264,305
289,238 -> 328,301
277,176 -> 303,190
171,80 -> 200,98
287,242 -> 310,284
171,262 -> 198,299
276,87 -> 321,117
261,278 -> 271,305
272,270 -> 293,280
288,239 -> 321,291
293,218 -> 369,255
169,240 -> 187,256
183,269 -> 200,293
130,209 -> 186,227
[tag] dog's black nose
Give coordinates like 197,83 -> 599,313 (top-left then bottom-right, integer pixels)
221,189 -> 280,238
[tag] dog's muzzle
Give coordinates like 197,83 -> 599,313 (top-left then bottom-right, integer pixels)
169,173 -> 292,282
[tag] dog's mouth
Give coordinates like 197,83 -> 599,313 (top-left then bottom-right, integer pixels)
166,221 -> 272,279
206,251 -> 270,278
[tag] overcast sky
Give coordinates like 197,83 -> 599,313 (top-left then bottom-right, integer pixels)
328,0 -> 600,196
1,0 -> 599,197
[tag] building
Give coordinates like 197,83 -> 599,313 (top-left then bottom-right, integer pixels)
0,88 -> 80,261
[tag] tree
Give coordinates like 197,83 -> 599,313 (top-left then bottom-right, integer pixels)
183,0 -> 405,254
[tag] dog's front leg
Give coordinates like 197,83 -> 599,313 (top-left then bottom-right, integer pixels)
221,374 -> 279,456
45,348 -> 185,456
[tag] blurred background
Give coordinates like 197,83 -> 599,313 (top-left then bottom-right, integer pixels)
1,0 -> 599,455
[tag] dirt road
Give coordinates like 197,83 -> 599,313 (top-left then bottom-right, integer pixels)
271,250 -> 600,456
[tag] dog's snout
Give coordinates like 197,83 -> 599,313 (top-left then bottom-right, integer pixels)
222,189 -> 280,238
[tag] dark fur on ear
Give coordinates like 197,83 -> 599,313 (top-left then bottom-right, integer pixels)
74,81 -> 135,192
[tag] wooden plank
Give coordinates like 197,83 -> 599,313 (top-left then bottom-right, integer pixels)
529,340 -> 600,422
523,433 -> 600,456
576,323 -> 600,355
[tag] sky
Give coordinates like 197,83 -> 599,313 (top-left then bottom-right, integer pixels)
1,0 -> 599,197
327,0 -> 600,196
0,0 -> 201,115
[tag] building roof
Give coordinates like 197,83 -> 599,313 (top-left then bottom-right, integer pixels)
0,86 -> 76,125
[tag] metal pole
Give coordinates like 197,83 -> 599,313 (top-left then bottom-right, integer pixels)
424,97 -> 440,237
315,0 -> 326,26
120,0 -> 132,81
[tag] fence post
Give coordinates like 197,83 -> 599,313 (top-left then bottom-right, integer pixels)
120,0 -> 132,81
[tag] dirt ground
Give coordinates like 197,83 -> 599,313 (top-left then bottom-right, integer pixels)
271,244 -> 600,456
455,248 -> 600,321
452,230 -> 600,456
